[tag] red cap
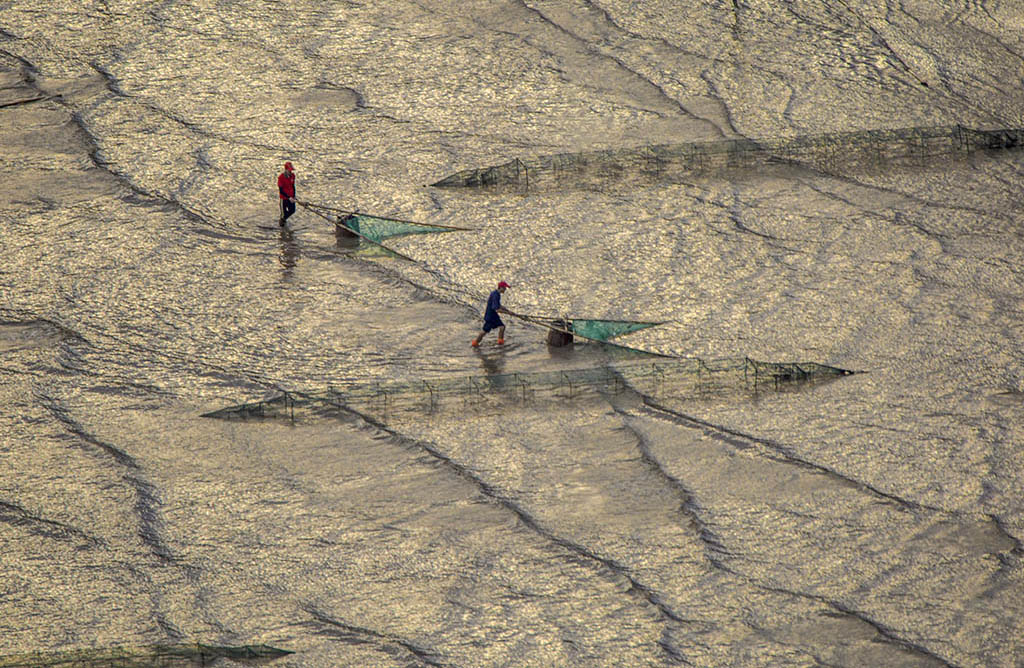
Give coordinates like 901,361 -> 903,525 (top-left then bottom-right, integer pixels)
498,281 -> 510,288
284,161 -> 294,170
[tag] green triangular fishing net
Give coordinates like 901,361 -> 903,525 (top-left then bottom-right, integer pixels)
341,214 -> 458,244
567,319 -> 659,342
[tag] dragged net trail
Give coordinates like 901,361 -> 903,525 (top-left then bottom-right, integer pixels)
0,644 -> 292,667
202,358 -> 854,422
430,125 -> 1024,190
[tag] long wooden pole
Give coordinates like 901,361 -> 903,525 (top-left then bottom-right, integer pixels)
299,201 -> 475,231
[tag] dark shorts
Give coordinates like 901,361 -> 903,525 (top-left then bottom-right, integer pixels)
482,316 -> 504,333
280,198 -> 296,220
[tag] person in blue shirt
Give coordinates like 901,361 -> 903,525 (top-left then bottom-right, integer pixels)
472,281 -> 512,347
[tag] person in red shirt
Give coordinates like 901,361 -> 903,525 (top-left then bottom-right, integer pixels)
278,161 -> 296,225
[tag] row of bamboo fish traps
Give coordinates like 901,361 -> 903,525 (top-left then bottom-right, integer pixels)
203,358 -> 854,422
430,125 -> 1024,189
0,643 -> 292,667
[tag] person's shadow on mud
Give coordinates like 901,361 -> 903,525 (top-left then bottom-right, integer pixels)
474,347 -> 506,375
278,227 -> 299,277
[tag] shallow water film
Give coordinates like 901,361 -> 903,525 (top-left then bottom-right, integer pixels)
2,1 -> 1024,666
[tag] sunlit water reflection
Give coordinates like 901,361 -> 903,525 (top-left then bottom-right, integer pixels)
2,1 -> 1023,665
